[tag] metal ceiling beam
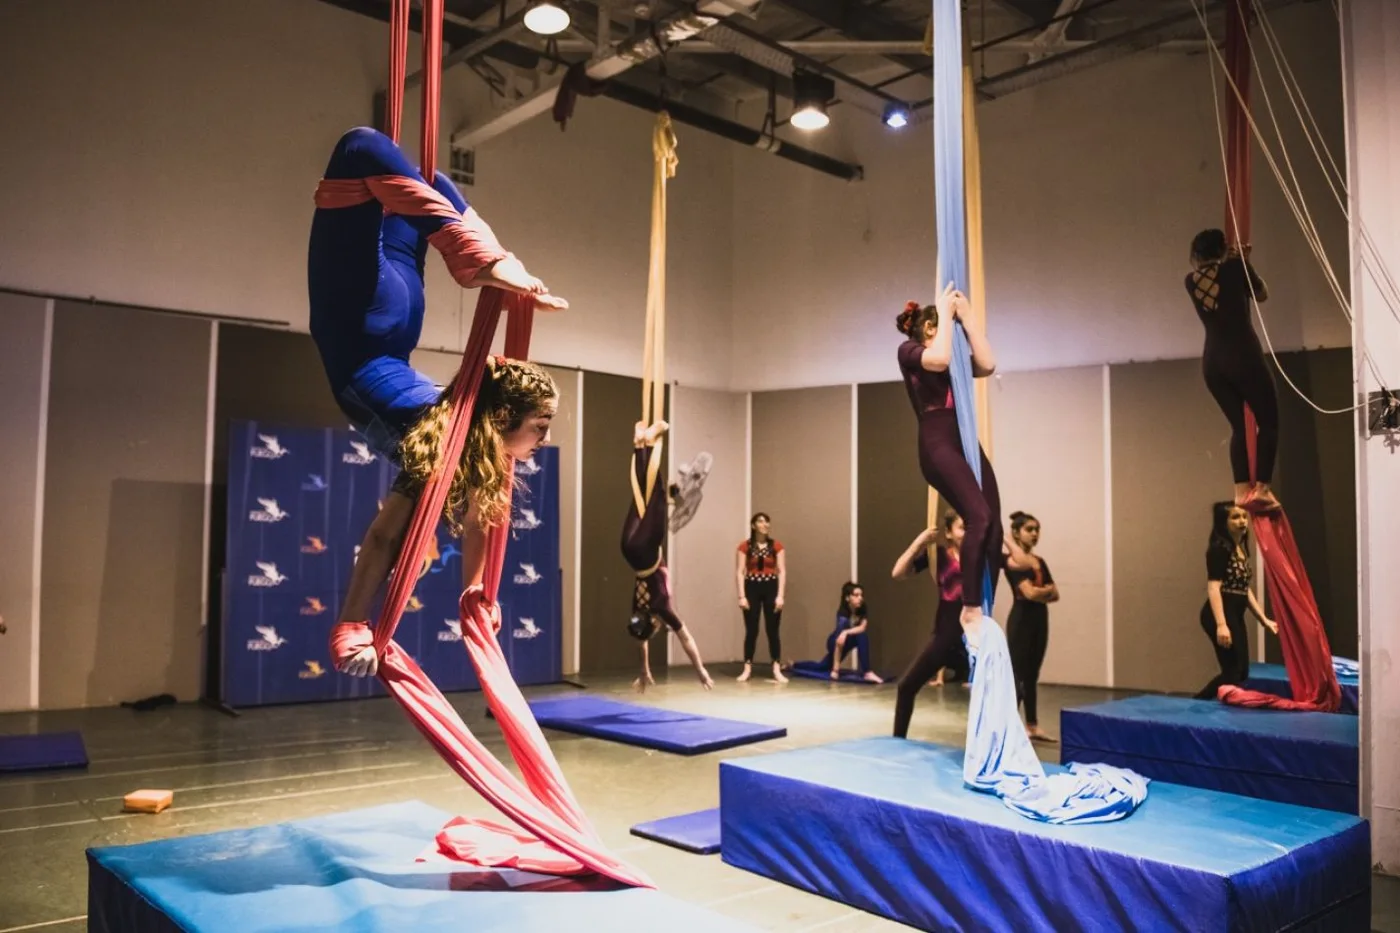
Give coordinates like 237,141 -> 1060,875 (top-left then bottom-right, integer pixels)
768,0 -> 930,73
317,0 -> 545,71
403,10 -> 530,89
603,75 -> 863,181
451,0 -> 763,151
904,0 -> 1306,102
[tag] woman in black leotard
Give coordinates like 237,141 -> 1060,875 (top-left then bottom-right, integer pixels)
895,284 -> 1003,632
1196,501 -> 1278,700
1187,229 -> 1280,510
622,421 -> 713,692
1004,511 -> 1058,743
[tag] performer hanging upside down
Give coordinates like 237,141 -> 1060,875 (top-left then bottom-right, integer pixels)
308,126 -> 566,677
622,421 -> 714,692
896,285 -> 1005,633
1186,230 -> 1280,510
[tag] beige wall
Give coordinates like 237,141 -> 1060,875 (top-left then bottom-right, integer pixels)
670,386 -> 749,665
751,387 -> 853,663
728,2 -> 1346,389
990,366 -> 1111,688
1109,359 -> 1243,695
41,303 -> 210,709
0,0 -> 737,389
0,294 -> 50,711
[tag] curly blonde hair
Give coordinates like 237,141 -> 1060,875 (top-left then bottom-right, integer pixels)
398,358 -> 558,535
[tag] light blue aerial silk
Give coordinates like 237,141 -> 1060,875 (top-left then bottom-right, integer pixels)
931,0 -> 1147,825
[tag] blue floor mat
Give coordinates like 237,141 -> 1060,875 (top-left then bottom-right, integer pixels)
0,731 -> 88,773
527,696 -> 785,755
630,808 -> 721,854
1243,662 -> 1359,714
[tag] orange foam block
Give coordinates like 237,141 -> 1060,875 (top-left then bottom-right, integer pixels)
123,789 -> 173,813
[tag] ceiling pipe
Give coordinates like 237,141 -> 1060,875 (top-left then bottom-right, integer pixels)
603,79 -> 864,182
451,0 -> 763,152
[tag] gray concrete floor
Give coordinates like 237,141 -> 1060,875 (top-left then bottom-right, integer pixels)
0,667 -> 1394,932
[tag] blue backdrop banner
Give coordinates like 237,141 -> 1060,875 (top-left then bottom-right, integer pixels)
222,420 -> 562,708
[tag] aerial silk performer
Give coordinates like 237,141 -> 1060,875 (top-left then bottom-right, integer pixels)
926,0 -> 1147,823
316,0 -> 650,886
1201,0 -> 1341,713
621,114 -> 715,693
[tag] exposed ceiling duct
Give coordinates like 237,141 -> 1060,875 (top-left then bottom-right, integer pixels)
450,0 -> 764,152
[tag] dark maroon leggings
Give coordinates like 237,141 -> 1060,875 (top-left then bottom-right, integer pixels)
916,410 -> 1003,607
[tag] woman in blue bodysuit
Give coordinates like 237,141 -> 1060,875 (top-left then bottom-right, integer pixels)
309,127 -> 566,677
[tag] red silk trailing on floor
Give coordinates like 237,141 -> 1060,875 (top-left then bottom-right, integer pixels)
1218,411 -> 1342,711
1212,0 -> 1340,713
328,288 -> 652,888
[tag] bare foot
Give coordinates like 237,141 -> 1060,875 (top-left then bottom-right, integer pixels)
696,668 -> 714,690
736,663 -> 752,683
772,662 -> 788,684
830,669 -> 841,680
633,421 -> 647,447
929,676 -> 945,687
863,671 -> 884,684
644,420 -> 670,445
1027,726 -> 1056,743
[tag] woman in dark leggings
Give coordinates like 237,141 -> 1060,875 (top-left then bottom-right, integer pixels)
1005,511 -> 1058,743
895,286 -> 1003,631
891,510 -> 972,738
1186,229 -> 1280,510
620,421 -> 712,692
735,513 -> 787,683
1196,502 -> 1278,699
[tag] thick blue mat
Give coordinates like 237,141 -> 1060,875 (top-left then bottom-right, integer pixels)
87,800 -> 756,933
1244,662 -> 1360,714
0,731 -> 88,772
720,737 -> 1369,933
527,696 -> 785,755
1060,695 -> 1359,813
630,809 -> 721,854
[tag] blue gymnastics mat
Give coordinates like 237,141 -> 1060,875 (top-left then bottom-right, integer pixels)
0,731 -> 88,773
719,737 -> 1369,933
527,696 -> 785,755
1060,694 -> 1359,813
1244,662 -> 1359,714
630,808 -> 721,854
87,800 -> 758,933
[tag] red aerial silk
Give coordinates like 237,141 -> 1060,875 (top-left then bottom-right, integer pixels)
328,288 -> 653,888
1214,0 -> 1341,713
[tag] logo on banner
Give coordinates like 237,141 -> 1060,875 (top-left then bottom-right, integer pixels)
343,440 -> 376,466
516,455 -> 541,476
251,434 -> 290,459
428,544 -> 460,574
248,561 -> 287,587
299,660 -> 327,679
249,497 -> 289,523
513,563 -> 543,585
512,509 -> 542,531
513,617 -> 542,639
405,595 -> 423,612
247,625 -> 287,651
300,597 -> 327,616
438,618 -> 463,642
301,536 -> 328,554
302,474 -> 328,492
